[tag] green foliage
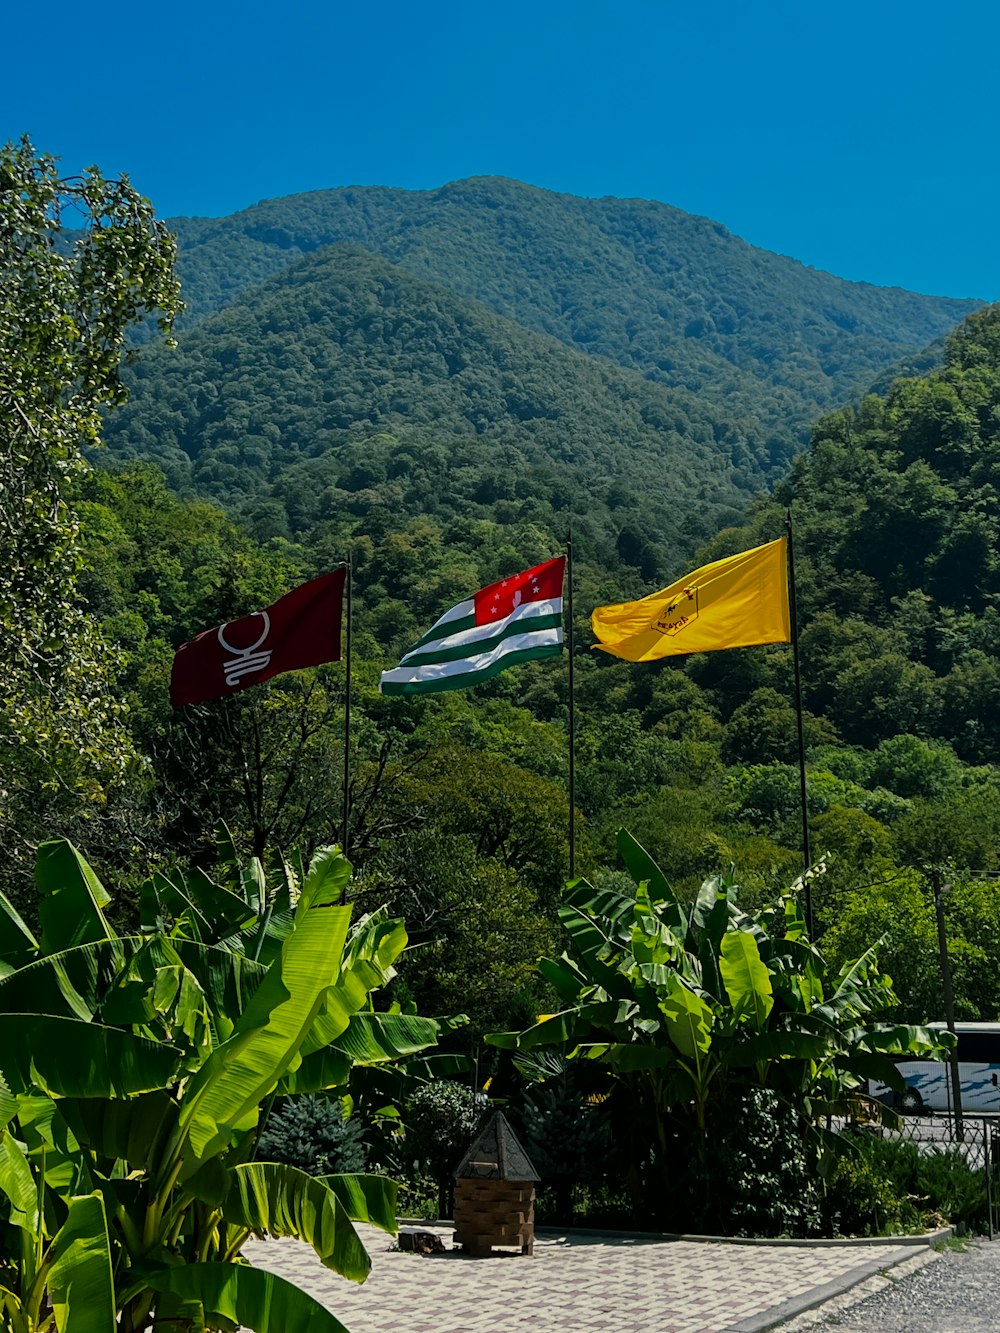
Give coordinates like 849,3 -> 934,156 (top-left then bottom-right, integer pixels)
517,1062 -> 614,1224
399,1081 -> 484,1219
824,1132 -> 989,1236
487,831 -> 953,1229
160,175 -> 977,475
0,838 -> 436,1332
0,138 -> 181,897
692,1087 -> 823,1237
256,1096 -> 368,1176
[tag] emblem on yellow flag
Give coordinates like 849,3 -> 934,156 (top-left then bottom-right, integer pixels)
591,537 -> 790,662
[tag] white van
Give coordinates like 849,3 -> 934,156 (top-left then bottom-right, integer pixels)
868,1022 -> 1000,1114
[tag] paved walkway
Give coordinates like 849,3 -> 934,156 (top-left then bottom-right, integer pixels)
244,1224 -> 929,1333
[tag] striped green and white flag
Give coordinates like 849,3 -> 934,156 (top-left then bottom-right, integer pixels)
379,556 -> 566,696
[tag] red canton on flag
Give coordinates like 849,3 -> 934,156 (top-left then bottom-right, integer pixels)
473,559 -> 566,624
380,556 -> 566,696
170,569 -> 346,709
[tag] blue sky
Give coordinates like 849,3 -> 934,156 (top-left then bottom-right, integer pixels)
4,1 -> 999,299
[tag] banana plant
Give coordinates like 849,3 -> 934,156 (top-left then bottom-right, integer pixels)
488,829 -> 954,1209
0,838 -> 440,1333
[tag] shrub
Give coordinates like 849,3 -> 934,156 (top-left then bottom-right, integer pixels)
687,1088 -> 824,1238
401,1080 -> 486,1218
823,1132 -> 989,1236
256,1094 -> 368,1175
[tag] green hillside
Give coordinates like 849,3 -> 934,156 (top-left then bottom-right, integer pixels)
164,176 -> 981,466
79,306 -> 1000,1032
104,244 -> 766,573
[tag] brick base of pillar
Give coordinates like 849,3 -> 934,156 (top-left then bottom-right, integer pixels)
452,1178 -> 535,1257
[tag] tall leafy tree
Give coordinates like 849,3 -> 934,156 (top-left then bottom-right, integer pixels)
0,138 -> 181,890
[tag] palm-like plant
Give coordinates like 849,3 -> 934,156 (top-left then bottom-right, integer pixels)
0,838 -> 439,1332
489,830 -> 953,1223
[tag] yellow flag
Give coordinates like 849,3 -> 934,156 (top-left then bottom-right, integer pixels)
591,537 -> 790,662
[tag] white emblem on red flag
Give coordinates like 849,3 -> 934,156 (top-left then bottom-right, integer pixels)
218,612 -> 273,686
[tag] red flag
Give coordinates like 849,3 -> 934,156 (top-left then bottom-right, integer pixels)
170,570 -> 346,708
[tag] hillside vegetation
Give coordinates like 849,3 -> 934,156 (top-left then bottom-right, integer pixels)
104,244 -> 759,574
82,306 -> 1000,1033
164,176 -> 980,467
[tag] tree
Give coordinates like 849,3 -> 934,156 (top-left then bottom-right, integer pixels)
0,138 -> 181,895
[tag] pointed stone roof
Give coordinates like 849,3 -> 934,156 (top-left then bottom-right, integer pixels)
454,1110 -> 540,1181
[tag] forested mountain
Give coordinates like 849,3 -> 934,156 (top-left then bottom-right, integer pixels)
63,175 -> 1000,1032
104,244 -> 760,573
86,306 -> 1000,1032
162,176 -> 980,467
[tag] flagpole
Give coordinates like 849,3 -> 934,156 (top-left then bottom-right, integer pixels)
785,510 -> 813,936
342,553 -> 352,860
567,527 -> 576,879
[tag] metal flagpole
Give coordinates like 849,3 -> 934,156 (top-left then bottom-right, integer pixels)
931,866 -> 965,1141
567,527 -> 576,880
785,510 -> 814,936
342,553 -> 352,860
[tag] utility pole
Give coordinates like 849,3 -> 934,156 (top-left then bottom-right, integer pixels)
931,866 -> 964,1141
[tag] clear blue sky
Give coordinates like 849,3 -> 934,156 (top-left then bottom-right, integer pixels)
4,0 -> 998,300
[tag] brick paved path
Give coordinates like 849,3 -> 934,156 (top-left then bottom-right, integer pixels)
244,1224 -> 922,1333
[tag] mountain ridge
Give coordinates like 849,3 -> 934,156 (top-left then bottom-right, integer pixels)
160,175 -> 981,467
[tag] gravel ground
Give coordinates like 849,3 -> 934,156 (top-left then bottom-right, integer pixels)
784,1240 -> 1000,1333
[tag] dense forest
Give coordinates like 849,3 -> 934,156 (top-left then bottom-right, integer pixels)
80,305 -> 1000,1037
9,168 -> 1000,1044
160,176 -> 979,472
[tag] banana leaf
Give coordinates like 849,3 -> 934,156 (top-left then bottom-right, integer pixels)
276,1046 -> 352,1095
59,1092 -> 178,1173
0,936 -> 134,1022
0,1014 -> 181,1097
223,1162 -> 370,1280
14,1096 -> 88,1194
47,1193 -> 117,1333
329,1012 -> 438,1064
658,977 -> 713,1058
144,1262 -> 351,1333
0,887 -> 38,974
317,1173 -> 398,1233
35,840 -> 116,955
616,829 -> 686,932
177,882 -> 353,1160
0,1127 -> 38,1232
719,931 -> 774,1031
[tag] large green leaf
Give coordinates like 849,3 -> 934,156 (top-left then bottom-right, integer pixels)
719,931 -> 774,1031
616,829 -> 685,932
538,955 -> 587,1004
177,872 -> 353,1161
0,1127 -> 38,1232
329,1012 -> 438,1064
0,1015 -> 180,1097
0,1072 -> 15,1129
223,1162 -> 370,1280
658,978 -> 713,1059
318,1173 -> 398,1233
35,840 -> 116,955
47,1193 -> 117,1333
861,1023 -> 955,1057
59,1092 -> 178,1172
298,846 -> 352,912
0,937 -> 133,1023
145,1262 -> 351,1333
0,886 -> 38,974
724,1029 -> 829,1065
276,1046 -> 352,1095
689,875 -> 731,957
556,901 -> 634,1001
